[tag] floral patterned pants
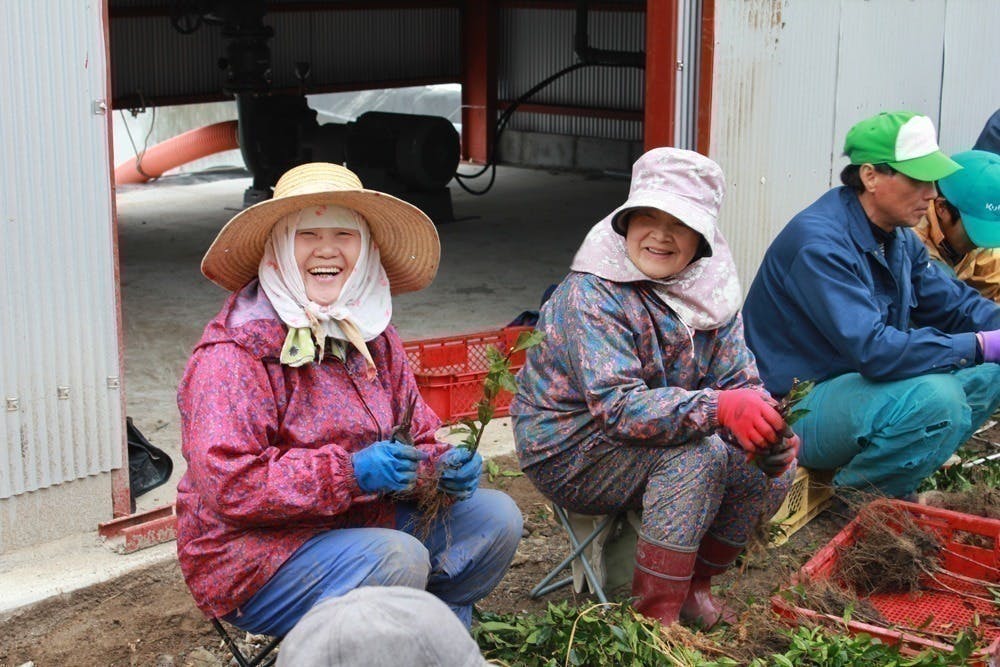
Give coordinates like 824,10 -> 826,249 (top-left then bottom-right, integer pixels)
523,435 -> 795,549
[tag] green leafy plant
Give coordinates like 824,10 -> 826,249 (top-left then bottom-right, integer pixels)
474,602 -> 976,667
747,625 -> 975,667
403,330 -> 542,539
778,378 -> 815,427
919,445 -> 1000,492
754,378 -> 814,473
473,601 -> 730,667
449,329 -> 545,454
484,458 -> 524,484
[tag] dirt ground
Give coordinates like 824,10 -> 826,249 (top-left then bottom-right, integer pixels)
0,452 -> 850,667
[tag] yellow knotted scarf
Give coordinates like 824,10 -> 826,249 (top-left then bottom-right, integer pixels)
279,310 -> 377,378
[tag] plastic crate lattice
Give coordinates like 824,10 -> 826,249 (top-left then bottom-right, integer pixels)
403,326 -> 532,423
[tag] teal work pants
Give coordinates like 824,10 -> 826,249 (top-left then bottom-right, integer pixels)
795,364 -> 1000,498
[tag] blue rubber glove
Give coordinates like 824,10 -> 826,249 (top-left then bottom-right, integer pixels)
352,441 -> 428,494
437,447 -> 483,500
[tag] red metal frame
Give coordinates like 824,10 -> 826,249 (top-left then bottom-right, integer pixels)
99,505 -> 178,554
643,0 -> 679,150
696,0 -> 715,155
102,0 -> 132,520
104,2 -> 175,555
461,0 -> 497,164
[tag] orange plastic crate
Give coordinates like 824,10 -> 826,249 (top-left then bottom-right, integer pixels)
772,500 -> 1000,664
403,326 -> 533,423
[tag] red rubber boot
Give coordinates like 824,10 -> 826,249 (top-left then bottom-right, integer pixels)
630,535 -> 697,626
680,532 -> 743,628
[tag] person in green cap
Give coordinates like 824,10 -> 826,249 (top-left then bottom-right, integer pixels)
742,111 -> 1000,500
913,150 -> 1000,302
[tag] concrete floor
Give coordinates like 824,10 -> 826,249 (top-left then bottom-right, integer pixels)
117,165 -> 629,512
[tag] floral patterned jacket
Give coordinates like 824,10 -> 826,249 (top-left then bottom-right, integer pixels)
511,272 -> 767,469
175,281 -> 448,618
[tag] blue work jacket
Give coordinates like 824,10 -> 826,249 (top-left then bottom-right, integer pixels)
744,187 -> 1000,397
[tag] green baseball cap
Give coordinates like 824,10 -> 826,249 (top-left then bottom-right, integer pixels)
844,111 -> 961,182
938,150 -> 1000,248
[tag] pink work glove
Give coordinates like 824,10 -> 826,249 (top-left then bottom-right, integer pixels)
716,388 -> 785,453
977,329 -> 1000,363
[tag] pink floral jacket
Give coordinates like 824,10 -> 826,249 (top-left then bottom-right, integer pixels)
175,282 -> 448,618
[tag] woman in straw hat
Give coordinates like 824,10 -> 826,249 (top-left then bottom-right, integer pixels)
174,162 -> 523,638
511,148 -> 797,629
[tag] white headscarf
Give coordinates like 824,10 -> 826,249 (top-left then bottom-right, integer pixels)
258,205 -> 392,374
571,215 -> 742,331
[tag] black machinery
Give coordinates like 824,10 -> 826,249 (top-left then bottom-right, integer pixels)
193,0 -> 460,220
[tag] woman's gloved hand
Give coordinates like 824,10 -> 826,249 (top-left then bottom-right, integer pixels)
437,447 -> 483,500
756,429 -> 800,477
352,441 -> 428,494
977,329 -> 1000,363
716,388 -> 785,453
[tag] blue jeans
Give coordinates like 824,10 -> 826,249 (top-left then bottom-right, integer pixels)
796,365 -> 1000,497
222,489 -> 522,637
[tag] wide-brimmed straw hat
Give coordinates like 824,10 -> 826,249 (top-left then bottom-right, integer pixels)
201,162 -> 440,294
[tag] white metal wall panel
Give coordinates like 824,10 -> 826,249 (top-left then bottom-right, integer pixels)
710,0 -> 841,293
499,6 -> 644,141
0,1 -> 122,499
111,15 -> 225,104
674,0 -> 703,150
709,0 -> 995,294
302,9 -> 460,84
110,7 -> 461,106
938,0 -> 1000,152
831,0 -> 947,175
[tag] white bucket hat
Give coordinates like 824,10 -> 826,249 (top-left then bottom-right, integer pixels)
609,147 -> 726,256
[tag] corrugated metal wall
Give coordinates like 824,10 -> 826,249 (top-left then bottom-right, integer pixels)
110,4 -> 461,107
674,0 -> 703,150
939,0 -> 1000,151
498,5 -> 645,141
710,0 -> 999,294
0,1 -> 122,499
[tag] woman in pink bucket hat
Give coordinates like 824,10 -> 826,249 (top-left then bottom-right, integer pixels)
174,162 -> 522,639
511,148 -> 797,628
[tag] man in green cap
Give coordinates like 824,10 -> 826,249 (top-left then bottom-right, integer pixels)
914,150 -> 1000,302
743,111 -> 1000,500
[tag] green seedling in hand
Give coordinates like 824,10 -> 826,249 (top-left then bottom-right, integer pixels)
778,378 -> 815,427
449,329 -> 544,454
754,378 -> 814,473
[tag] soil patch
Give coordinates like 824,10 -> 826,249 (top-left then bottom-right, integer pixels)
0,455 -> 848,666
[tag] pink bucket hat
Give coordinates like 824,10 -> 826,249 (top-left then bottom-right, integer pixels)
610,147 -> 726,253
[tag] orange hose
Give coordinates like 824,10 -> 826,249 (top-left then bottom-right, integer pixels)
115,120 -> 240,185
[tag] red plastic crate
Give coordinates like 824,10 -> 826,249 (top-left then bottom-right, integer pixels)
403,326 -> 533,423
772,500 -> 1000,665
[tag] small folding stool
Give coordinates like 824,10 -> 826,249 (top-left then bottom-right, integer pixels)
211,618 -> 282,667
530,504 -> 641,603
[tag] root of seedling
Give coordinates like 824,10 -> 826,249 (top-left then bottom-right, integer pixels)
401,470 -> 456,543
835,504 -> 942,596
654,621 -> 737,661
919,484 -> 1000,521
725,601 -> 796,663
788,578 -> 887,626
